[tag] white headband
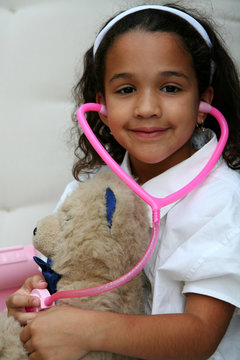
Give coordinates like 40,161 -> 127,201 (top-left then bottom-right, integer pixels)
93,5 -> 213,56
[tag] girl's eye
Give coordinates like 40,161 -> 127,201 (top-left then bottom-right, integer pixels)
161,85 -> 181,94
117,86 -> 135,95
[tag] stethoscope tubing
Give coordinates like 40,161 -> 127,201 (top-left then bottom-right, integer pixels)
45,102 -> 228,306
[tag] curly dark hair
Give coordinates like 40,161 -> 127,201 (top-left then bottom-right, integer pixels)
71,3 -> 240,180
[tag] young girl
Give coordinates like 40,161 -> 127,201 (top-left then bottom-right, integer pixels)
7,3 -> 240,360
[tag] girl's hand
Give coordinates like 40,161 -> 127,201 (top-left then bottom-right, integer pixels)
6,275 -> 48,325
19,294 -> 235,360
20,306 -> 92,360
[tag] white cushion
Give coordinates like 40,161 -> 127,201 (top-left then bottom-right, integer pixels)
0,0 -> 239,250
0,0 -> 123,247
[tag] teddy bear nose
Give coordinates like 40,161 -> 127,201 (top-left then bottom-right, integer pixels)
33,227 -> 37,236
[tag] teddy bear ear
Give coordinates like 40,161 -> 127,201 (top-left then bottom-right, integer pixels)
105,187 -> 116,229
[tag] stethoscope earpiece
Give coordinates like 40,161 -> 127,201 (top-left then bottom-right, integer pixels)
199,101 -> 212,114
100,105 -> 108,116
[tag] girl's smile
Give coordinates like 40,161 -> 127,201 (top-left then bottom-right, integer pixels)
97,30 -> 212,183
129,126 -> 170,139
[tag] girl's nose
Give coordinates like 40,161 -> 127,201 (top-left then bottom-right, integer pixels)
134,91 -> 161,119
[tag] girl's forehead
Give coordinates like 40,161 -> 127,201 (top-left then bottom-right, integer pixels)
104,30 -> 195,81
106,30 -> 190,62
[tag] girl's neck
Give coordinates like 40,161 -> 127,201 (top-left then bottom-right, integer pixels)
129,142 -> 195,185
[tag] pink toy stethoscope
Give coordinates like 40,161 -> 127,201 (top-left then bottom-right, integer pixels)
28,101 -> 228,311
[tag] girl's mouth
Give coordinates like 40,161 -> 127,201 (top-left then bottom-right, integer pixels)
130,127 -> 169,139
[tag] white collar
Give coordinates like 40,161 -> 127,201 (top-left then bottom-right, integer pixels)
121,130 -> 221,220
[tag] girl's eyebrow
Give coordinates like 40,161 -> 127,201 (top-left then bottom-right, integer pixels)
109,73 -> 132,83
161,71 -> 190,81
109,70 -> 190,83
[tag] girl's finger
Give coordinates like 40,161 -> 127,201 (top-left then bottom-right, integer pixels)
22,275 -> 47,293
20,323 -> 31,344
7,293 -> 39,309
23,339 -> 34,354
15,311 -> 39,326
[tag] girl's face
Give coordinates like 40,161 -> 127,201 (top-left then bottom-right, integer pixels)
98,30 -> 211,184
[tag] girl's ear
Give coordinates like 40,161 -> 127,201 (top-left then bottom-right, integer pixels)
197,86 -> 214,125
96,92 -> 108,126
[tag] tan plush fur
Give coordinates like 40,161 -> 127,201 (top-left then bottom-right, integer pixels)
0,310 -> 28,359
0,171 -> 150,359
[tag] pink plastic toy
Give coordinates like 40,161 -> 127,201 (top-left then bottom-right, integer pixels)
29,101 -> 229,310
25,289 -> 55,312
0,245 -> 40,311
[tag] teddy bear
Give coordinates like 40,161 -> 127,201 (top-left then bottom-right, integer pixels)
0,170 -> 150,360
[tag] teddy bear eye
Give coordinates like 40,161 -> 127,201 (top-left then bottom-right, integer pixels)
61,216 -> 72,231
